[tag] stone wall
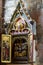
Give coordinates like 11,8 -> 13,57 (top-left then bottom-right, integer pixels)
24,0 -> 42,10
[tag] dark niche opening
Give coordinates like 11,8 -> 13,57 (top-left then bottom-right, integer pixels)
12,38 -> 28,63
